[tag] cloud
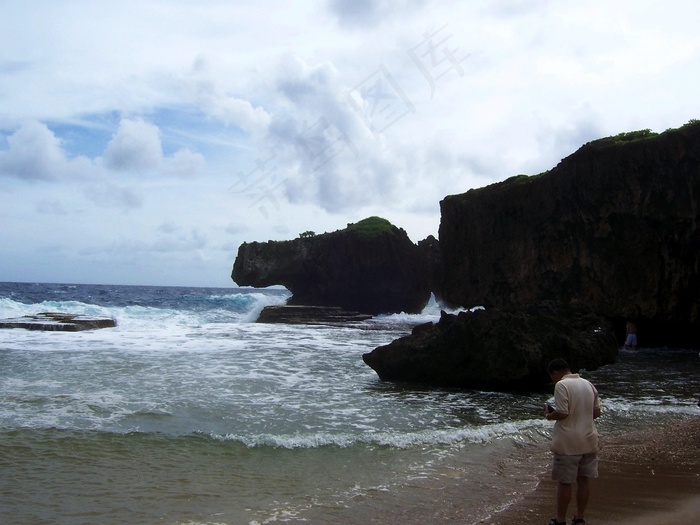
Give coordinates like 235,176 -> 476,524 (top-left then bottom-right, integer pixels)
224,222 -> 249,235
483,0 -> 548,19
83,181 -> 143,209
0,117 -> 208,216
103,118 -> 164,171
153,228 -> 207,253
328,0 -> 426,27
0,121 -> 67,181
83,227 -> 209,256
194,82 -> 271,136
36,200 -> 69,215
185,56 -> 272,137
256,55 -> 406,213
157,221 -> 180,234
259,53 -> 474,216
0,119 -> 146,210
162,148 -> 206,178
102,117 -> 206,177
328,0 -> 380,26
0,59 -> 30,74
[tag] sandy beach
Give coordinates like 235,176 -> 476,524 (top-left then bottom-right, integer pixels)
484,416 -> 700,525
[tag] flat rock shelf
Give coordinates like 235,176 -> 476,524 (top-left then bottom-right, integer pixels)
256,305 -> 372,325
0,312 -> 117,331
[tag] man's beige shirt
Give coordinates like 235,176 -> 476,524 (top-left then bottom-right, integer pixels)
551,373 -> 601,455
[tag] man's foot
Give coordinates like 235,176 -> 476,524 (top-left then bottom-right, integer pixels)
572,518 -> 586,525
548,520 -> 566,525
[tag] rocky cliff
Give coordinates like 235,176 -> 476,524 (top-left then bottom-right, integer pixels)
439,122 -> 700,347
231,217 -> 431,315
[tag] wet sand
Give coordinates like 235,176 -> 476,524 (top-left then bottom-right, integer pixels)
483,416 -> 700,524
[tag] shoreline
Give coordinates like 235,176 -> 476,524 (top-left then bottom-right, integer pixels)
483,416 -> 700,524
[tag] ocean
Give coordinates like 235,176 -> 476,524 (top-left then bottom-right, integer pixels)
0,282 -> 697,525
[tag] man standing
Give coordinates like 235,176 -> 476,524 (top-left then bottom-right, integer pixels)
544,358 -> 602,525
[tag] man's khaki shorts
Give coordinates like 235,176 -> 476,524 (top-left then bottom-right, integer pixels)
551,453 -> 598,483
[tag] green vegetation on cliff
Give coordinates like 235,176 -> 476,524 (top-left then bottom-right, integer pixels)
609,128 -> 658,144
597,119 -> 699,146
460,120 -> 700,198
345,216 -> 396,240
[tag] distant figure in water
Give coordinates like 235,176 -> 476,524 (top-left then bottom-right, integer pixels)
624,320 -> 638,349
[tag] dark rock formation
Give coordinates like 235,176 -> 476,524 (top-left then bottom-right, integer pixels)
256,305 -> 372,325
362,303 -> 618,390
0,312 -> 117,331
417,234 -> 444,302
231,217 -> 431,315
439,122 -> 700,348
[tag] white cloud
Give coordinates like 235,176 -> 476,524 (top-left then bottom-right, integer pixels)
0,121 -> 67,181
0,117 -> 205,213
83,228 -> 209,255
186,56 -> 272,137
153,228 -> 208,253
102,117 -> 206,177
328,0 -> 427,27
83,181 -> 143,210
254,55 -> 408,213
328,0 -> 382,26
103,118 -> 164,171
157,221 -> 180,234
35,200 -> 69,215
162,148 -> 206,178
224,222 -> 249,235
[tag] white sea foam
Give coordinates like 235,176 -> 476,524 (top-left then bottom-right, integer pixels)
2,284 -> 697,446
200,417 -> 545,450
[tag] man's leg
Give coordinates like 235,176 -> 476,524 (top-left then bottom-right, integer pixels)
575,475 -> 590,520
556,482 -> 572,523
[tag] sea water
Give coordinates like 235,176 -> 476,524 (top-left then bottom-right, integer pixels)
0,282 -> 697,525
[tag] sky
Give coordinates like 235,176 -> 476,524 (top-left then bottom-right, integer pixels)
1,0 -> 699,287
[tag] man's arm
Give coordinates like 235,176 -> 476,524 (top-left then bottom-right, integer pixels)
544,408 -> 568,421
547,382 -> 570,421
592,384 -> 602,419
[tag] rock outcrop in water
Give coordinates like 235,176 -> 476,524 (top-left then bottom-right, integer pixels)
256,305 -> 372,325
0,312 -> 117,331
231,217 -> 431,315
362,303 -> 618,390
439,122 -> 700,348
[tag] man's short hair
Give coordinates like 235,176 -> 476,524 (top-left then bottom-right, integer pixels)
547,358 -> 571,374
